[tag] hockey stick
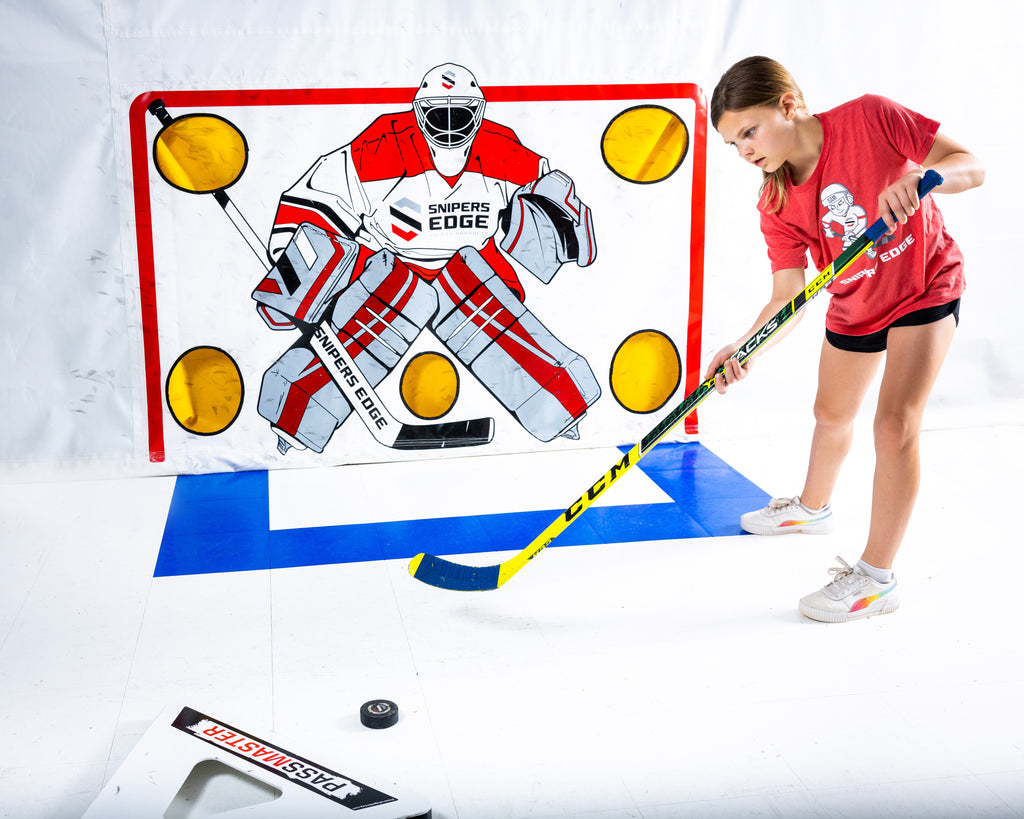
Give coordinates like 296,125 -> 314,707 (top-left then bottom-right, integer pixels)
408,170 -> 944,590
147,99 -> 494,451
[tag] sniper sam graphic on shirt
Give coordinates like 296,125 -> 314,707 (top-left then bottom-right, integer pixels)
819,181 -> 898,262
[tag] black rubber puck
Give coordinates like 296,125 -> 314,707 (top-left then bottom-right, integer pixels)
360,699 -> 399,729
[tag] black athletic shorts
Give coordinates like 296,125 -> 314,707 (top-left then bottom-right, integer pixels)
825,298 -> 961,354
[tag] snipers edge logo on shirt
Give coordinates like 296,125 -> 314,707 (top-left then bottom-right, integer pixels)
428,201 -> 491,231
441,70 -> 456,89
391,198 -> 492,241
390,197 -> 422,241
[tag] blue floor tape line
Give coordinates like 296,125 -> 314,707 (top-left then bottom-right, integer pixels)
154,470 -> 271,578
154,442 -> 770,577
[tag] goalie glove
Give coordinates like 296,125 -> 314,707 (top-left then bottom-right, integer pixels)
499,170 -> 596,283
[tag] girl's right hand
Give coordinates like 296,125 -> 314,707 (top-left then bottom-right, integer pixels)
703,344 -> 750,394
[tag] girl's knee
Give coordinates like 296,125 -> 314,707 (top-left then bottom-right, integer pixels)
813,398 -> 857,428
873,409 -> 922,454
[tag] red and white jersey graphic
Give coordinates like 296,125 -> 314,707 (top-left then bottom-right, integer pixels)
271,111 -> 549,279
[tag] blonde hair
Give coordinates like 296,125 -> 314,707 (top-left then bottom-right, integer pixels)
710,56 -> 807,213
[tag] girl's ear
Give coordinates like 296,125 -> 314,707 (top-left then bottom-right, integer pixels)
779,92 -> 800,120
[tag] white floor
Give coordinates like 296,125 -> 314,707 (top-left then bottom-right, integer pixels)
2,418 -> 1023,818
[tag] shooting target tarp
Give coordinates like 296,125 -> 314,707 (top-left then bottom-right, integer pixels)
126,78 -> 706,473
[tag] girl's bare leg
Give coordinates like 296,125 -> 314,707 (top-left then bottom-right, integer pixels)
860,314 -> 957,569
800,340 -> 883,511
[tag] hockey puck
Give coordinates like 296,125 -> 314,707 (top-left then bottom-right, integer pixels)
360,699 -> 399,729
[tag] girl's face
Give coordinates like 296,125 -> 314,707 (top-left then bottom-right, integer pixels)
717,100 -> 794,174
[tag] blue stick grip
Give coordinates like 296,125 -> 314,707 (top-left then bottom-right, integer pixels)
864,169 -> 943,243
918,168 -> 944,196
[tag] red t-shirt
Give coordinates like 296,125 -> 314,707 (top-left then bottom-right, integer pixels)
759,94 -> 965,335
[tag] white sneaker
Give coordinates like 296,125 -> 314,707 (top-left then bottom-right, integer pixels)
741,496 -> 834,535
798,557 -> 900,622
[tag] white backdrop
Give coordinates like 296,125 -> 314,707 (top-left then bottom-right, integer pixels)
1,0 -> 1018,480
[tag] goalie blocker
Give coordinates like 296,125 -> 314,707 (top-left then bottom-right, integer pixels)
250,222 -> 362,330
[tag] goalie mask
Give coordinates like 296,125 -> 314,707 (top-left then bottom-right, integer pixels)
413,63 -> 486,177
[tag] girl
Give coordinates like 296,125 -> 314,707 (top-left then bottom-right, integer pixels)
705,56 -> 984,622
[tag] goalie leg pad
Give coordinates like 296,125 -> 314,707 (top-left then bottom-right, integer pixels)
327,248 -> 439,381
432,247 -> 601,442
252,223 -> 360,326
258,249 -> 439,453
257,345 -> 352,453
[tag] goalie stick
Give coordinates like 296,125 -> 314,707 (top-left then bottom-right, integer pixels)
148,99 -> 494,451
408,170 -> 944,591
306,319 -> 494,450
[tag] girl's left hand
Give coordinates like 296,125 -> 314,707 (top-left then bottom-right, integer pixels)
878,169 -> 926,234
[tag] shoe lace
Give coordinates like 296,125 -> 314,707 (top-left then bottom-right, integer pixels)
825,556 -> 861,592
767,496 -> 800,512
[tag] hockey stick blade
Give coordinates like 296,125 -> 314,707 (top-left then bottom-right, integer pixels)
409,170 -> 943,591
407,554 -> 501,592
393,417 -> 495,449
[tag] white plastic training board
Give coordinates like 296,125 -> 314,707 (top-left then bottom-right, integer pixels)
84,703 -> 431,818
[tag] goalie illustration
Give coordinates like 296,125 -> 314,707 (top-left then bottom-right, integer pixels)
252,62 -> 601,455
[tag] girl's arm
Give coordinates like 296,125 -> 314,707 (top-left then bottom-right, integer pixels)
878,130 -> 985,232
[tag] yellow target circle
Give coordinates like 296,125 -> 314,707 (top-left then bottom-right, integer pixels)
400,352 -> 460,420
610,330 -> 681,413
166,346 -> 244,435
602,105 -> 689,184
153,113 -> 248,193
